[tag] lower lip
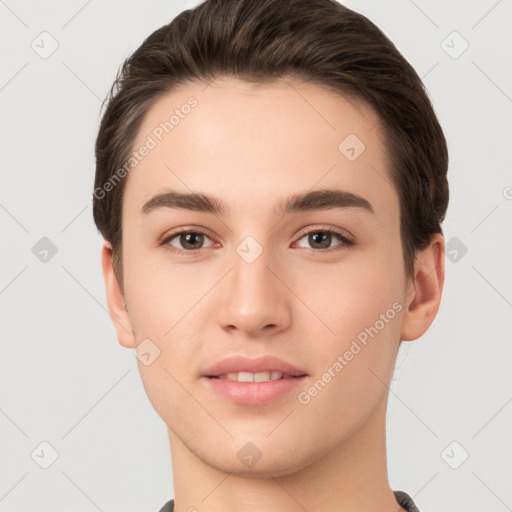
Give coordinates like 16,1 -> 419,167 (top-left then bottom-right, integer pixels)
204,376 -> 308,405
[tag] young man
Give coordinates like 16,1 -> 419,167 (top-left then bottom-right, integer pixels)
93,1 -> 448,511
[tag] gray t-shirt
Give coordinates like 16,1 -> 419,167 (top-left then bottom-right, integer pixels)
158,490 -> 420,511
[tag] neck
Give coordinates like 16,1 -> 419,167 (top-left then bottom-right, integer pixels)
167,393 -> 404,512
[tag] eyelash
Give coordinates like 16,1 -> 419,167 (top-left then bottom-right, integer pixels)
159,226 -> 354,256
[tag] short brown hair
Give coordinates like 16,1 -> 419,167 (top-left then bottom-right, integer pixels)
93,0 -> 449,286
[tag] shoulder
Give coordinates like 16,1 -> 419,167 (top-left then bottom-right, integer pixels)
393,490 -> 421,512
159,493 -> 418,512
157,498 -> 174,512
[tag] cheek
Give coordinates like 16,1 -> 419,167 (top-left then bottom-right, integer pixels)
122,244 -> 214,388
136,360 -> 194,434
302,251 -> 403,333
297,266 -> 403,431
301,247 -> 405,388
122,241 -> 186,336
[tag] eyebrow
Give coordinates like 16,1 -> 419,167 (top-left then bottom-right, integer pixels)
141,188 -> 374,217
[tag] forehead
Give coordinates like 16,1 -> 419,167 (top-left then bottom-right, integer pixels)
125,77 -> 396,222
133,77 -> 381,154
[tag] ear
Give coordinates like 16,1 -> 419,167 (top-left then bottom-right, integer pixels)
101,242 -> 135,348
400,233 -> 445,341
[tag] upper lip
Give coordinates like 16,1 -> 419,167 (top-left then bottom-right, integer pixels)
202,355 -> 308,377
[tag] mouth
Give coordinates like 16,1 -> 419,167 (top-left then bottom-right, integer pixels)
202,354 -> 308,380
204,372 -> 308,405
202,355 -> 308,404
207,371 -> 308,382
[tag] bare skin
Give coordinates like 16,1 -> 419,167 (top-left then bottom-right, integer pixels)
101,77 -> 444,512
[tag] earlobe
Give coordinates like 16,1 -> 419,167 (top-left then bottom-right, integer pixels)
400,233 -> 445,341
101,242 -> 135,348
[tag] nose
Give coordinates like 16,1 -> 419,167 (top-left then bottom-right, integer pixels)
216,241 -> 292,337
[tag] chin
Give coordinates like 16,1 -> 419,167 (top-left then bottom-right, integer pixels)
214,458 -> 305,479
200,441 -> 318,479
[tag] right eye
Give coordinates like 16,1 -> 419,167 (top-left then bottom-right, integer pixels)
160,227 -> 216,255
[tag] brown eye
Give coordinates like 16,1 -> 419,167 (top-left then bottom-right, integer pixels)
307,231 -> 334,249
177,232 -> 206,250
295,228 -> 353,251
161,228 -> 215,254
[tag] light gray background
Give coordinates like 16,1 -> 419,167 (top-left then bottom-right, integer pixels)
1,1 -> 511,511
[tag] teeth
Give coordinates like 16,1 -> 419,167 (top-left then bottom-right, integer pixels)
218,371 -> 286,382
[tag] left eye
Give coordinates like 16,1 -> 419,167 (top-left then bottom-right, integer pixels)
295,229 -> 353,251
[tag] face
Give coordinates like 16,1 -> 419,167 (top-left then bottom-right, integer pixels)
111,77 -> 419,476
